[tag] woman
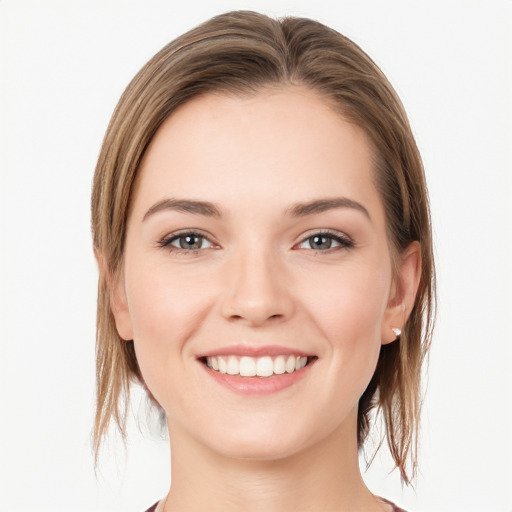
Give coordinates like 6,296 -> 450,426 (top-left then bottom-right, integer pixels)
91,10 -> 435,512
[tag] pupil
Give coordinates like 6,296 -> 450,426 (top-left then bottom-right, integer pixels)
181,235 -> 201,249
312,235 -> 331,250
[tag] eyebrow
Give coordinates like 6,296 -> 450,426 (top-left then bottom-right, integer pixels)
142,198 -> 222,221
287,197 -> 371,220
142,196 -> 370,222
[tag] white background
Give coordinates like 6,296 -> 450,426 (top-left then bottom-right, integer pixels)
1,1 -> 511,511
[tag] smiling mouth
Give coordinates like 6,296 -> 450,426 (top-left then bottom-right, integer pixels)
200,355 -> 316,378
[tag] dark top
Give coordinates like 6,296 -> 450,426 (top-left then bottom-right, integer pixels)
144,497 -> 406,511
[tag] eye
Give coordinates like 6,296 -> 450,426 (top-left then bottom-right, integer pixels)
297,231 -> 354,251
159,231 -> 215,252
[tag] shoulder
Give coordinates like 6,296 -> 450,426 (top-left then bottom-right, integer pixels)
379,496 -> 407,512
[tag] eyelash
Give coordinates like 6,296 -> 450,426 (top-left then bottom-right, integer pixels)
157,229 -> 354,254
296,230 -> 354,252
158,230 -> 215,254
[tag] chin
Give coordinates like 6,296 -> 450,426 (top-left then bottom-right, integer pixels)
212,436 -> 304,462
191,414 -> 322,462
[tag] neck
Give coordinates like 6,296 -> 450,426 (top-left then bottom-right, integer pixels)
161,409 -> 385,512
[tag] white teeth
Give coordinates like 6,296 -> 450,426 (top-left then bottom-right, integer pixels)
274,355 -> 286,375
285,355 -> 296,373
256,356 -> 274,377
227,356 -> 239,375
239,356 -> 256,377
296,356 -> 307,370
204,354 -> 310,377
218,356 -> 227,374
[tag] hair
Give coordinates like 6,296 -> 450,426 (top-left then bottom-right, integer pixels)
91,10 -> 435,483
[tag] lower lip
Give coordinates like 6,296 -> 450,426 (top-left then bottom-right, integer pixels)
200,361 -> 314,395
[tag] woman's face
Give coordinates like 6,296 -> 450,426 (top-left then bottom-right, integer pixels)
113,87 -> 403,460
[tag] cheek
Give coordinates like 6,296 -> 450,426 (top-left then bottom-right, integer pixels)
307,262 -> 390,343
303,262 -> 391,396
123,262 -> 213,395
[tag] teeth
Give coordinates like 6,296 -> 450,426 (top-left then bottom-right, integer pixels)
239,356 -> 256,377
227,356 -> 239,375
274,355 -> 286,375
218,356 -> 227,374
205,355 -> 309,377
256,356 -> 274,377
285,355 -> 296,373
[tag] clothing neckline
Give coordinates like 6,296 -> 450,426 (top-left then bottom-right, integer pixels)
144,496 -> 406,512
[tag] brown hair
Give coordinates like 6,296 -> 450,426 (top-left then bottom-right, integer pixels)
91,10 -> 435,483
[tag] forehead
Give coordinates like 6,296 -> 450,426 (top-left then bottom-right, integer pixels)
133,87 -> 384,226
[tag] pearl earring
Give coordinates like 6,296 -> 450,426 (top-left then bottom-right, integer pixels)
392,327 -> 402,337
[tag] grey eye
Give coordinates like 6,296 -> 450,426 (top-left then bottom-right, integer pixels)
171,234 -> 210,250
297,232 -> 353,251
306,234 -> 336,250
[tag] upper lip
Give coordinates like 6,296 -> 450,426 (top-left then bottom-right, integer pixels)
196,344 -> 314,358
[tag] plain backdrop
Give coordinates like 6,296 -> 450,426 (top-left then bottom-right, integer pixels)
1,1 -> 511,511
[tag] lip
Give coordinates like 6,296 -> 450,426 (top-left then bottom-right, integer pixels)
196,344 -> 313,358
196,345 -> 317,395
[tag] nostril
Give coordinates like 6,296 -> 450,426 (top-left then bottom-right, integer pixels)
226,312 -> 285,325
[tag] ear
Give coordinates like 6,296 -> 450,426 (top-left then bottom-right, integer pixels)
94,249 -> 134,341
381,241 -> 422,345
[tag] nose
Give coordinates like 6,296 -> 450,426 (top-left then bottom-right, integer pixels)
219,247 -> 294,327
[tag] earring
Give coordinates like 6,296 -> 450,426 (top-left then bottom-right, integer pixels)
392,327 -> 402,337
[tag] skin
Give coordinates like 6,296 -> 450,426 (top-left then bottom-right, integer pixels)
108,86 -> 421,512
